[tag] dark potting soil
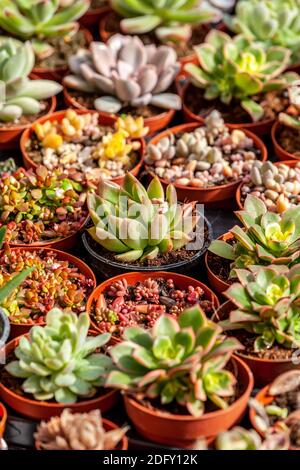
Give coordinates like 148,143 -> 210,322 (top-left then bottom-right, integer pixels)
207,251 -> 234,285
91,0 -> 108,8
277,126 -> 300,157
36,30 -> 88,69
234,329 -> 294,361
0,100 -> 51,129
185,84 -> 289,124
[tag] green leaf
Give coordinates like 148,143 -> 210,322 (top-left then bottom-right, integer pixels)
195,43 -> 216,73
225,283 -> 252,309
121,15 -> 162,34
123,326 -> 153,348
208,240 -> 235,260
0,266 -> 34,303
241,99 -> 264,122
54,388 -> 77,404
179,305 -> 207,333
147,176 -> 165,200
106,370 -> 134,390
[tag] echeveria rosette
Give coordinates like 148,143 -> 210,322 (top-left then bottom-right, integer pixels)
209,195 -> 300,276
222,264 -> 300,352
184,30 -> 295,122
226,0 -> 300,64
106,304 -> 243,417
5,309 -> 113,403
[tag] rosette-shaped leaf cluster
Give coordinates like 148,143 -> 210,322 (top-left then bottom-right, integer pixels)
5,309 -> 113,403
222,264 -> 300,351
209,195 -> 300,274
111,0 -> 218,42
0,0 -> 90,58
63,34 -> 182,114
184,30 -> 293,122
0,39 -> 62,122
215,426 -> 290,450
279,80 -> 300,130
226,0 -> 300,64
106,304 -> 243,417
87,173 -> 199,262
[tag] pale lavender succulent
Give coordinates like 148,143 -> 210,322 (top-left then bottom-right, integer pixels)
63,34 -> 182,114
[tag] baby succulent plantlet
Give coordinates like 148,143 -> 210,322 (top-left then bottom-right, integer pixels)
279,80 -> 300,130
215,426 -> 290,450
222,264 -> 300,351
184,30 -> 293,122
106,304 -> 243,417
0,0 -> 90,59
5,309 -> 113,403
0,39 -> 62,123
87,173 -> 199,263
209,194 -> 300,274
63,34 -> 182,114
110,0 -> 218,42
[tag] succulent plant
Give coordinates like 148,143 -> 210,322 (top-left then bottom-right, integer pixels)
0,39 -> 62,123
87,173 -> 199,263
110,0 -> 218,43
279,80 -> 300,130
34,409 -> 127,450
184,30 -> 293,122
215,426 -> 290,450
221,264 -> 300,351
106,304 -> 243,417
0,0 -> 90,59
209,194 -> 300,274
226,0 -> 300,64
202,0 -> 236,15
63,34 -> 182,114
5,308 -> 113,403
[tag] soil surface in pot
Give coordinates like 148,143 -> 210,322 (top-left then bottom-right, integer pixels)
234,330 -> 294,360
207,251 -> 234,285
91,0 -> 108,8
104,12 -> 209,59
0,100 -> 51,129
36,30 -> 88,70
185,84 -> 289,124
276,126 -> 300,157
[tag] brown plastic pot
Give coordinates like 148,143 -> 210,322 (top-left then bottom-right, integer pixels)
20,109 -> 145,186
86,271 -> 220,342
32,28 -> 93,82
6,247 -> 96,340
0,333 -> 119,421
147,122 -> 267,204
271,121 -> 300,161
214,301 -> 300,387
124,355 -> 253,448
80,5 -> 111,27
0,403 -> 7,439
205,231 -> 232,297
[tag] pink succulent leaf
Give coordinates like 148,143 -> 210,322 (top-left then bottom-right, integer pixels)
107,34 -> 129,59
119,37 -> 147,70
138,370 -> 166,388
150,93 -> 182,109
145,44 -> 157,63
116,60 -> 134,80
90,43 -> 115,77
92,74 -> 115,95
138,65 -> 158,94
94,96 -> 122,114
68,49 -> 91,74
114,78 -> 141,101
152,67 -> 178,94
131,93 -> 152,107
150,46 -> 178,75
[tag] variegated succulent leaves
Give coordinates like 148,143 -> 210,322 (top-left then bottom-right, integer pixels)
63,34 -> 182,114
111,0 -> 218,42
0,39 -> 62,122
215,426 -> 290,450
209,195 -> 300,275
106,304 -> 243,417
87,173 -> 199,263
184,30 -> 295,122
222,264 -> 300,351
279,80 -> 300,130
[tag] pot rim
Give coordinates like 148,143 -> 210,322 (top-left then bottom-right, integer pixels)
204,231 -> 232,291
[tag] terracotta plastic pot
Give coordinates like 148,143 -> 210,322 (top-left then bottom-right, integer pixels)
214,301 -> 300,387
181,81 -> 274,137
124,355 -> 253,448
35,417 -> 128,450
86,271 -> 220,340
21,109 -> 145,186
271,121 -> 300,161
0,333 -> 119,421
0,403 -> 7,439
0,95 -> 56,150
80,5 -> 111,27
147,122 -> 267,204
32,28 -> 93,81
6,247 -> 96,340
205,231 -> 232,297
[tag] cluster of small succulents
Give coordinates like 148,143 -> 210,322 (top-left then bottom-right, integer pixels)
0,245 -> 94,325
145,111 -> 261,188
92,277 -> 215,334
28,111 -> 146,179
241,161 -> 300,213
0,166 -> 88,244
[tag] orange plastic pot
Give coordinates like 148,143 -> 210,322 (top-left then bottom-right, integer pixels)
6,247 -> 96,340
0,95 -> 56,150
0,333 -> 119,421
205,231 -> 232,297
271,121 -> 300,161
80,5 -> 111,27
32,28 -> 93,82
87,271 -> 220,341
148,122 -> 267,204
21,109 -> 145,186
215,301 -> 300,387
0,403 -> 7,439
124,355 -> 253,448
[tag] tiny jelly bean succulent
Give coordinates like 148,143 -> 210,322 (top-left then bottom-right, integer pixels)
63,34 -> 182,114
222,264 -> 300,351
87,173 -> 199,263
5,308 -> 113,403
209,195 -> 300,275
184,30 -> 293,122
106,304 -> 243,417
0,39 -> 62,123
279,80 -> 300,130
